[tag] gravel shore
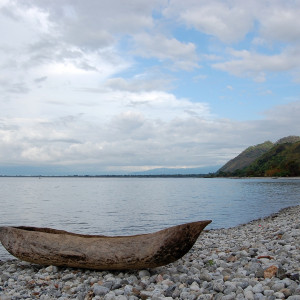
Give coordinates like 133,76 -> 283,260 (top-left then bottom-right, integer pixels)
1,205 -> 299,300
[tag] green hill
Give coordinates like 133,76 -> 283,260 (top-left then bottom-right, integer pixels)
218,141 -> 274,173
243,140 -> 300,177
217,136 -> 300,177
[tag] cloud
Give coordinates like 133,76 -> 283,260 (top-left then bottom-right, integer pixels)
164,0 -> 300,44
258,3 -> 300,43
88,90 -> 212,121
1,100 -> 299,171
0,0 -> 151,97
263,101 -> 300,122
103,76 -> 173,93
0,84 -> 212,168
212,48 -> 300,82
4,82 -> 30,94
34,76 -> 48,83
163,0 -> 255,43
1,0 -> 185,99
3,0 -> 299,85
133,33 -> 199,70
1,0 -> 300,173
18,0 -> 161,49
162,0 -> 300,81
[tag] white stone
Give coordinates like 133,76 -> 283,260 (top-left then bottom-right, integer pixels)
139,270 -> 150,278
190,281 -> 200,291
244,290 -> 254,300
104,291 -> 116,300
263,290 -> 274,296
252,283 -> 263,293
115,296 -> 127,300
274,291 -> 285,298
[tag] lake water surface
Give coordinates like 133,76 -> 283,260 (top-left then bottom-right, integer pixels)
0,177 -> 299,261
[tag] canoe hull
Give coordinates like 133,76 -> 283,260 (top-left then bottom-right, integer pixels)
0,220 -> 211,270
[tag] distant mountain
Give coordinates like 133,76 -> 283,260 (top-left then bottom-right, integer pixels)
0,165 -> 128,176
131,166 -> 221,175
217,135 -> 300,177
218,141 -> 274,173
0,165 -> 221,177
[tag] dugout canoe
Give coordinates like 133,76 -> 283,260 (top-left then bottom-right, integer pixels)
0,220 -> 211,270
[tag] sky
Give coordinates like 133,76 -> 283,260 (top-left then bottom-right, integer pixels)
0,0 -> 300,175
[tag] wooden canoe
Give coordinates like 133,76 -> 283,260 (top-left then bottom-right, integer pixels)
0,220 -> 211,270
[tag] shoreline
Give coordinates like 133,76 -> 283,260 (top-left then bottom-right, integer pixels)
2,175 -> 209,178
226,177 -> 300,180
217,204 -> 300,230
1,206 -> 300,299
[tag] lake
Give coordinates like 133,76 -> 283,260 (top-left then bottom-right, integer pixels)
0,177 -> 300,261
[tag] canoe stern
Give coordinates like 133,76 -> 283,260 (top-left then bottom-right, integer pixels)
0,227 -> 17,257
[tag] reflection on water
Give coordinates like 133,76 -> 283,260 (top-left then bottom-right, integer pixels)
0,177 -> 300,260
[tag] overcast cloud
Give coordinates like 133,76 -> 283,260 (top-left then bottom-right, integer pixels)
0,0 -> 300,174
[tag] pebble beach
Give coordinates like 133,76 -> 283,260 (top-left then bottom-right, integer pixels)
0,205 -> 299,300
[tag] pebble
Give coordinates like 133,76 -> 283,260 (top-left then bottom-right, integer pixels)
93,284 -> 110,296
0,205 -> 300,299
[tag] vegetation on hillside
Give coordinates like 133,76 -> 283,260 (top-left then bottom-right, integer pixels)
218,141 -> 273,173
217,136 -> 300,177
